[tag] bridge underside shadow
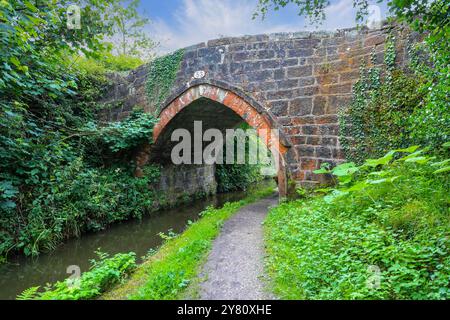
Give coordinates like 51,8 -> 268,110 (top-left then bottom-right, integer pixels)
150,98 -> 244,164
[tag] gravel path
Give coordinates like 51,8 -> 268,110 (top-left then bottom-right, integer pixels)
199,194 -> 278,300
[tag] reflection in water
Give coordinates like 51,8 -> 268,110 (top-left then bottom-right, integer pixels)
0,181 -> 274,300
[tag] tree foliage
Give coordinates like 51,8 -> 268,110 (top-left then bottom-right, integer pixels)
108,0 -> 157,60
255,0 -> 449,35
0,1 -> 160,259
1,0 -> 117,104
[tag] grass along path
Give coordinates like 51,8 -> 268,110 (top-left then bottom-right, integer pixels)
263,149 -> 449,299
101,186 -> 275,300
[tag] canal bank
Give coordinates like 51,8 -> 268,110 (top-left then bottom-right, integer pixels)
0,180 -> 275,300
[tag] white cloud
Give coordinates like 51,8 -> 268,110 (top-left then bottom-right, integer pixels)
148,0 -> 386,54
322,0 -> 387,30
148,0 -> 298,53
322,0 -> 358,29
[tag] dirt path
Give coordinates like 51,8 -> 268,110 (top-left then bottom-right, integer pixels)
199,194 -> 278,300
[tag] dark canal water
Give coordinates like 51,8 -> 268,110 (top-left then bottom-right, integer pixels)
0,181 -> 275,300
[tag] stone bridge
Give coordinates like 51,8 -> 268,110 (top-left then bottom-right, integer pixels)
100,23 -> 414,197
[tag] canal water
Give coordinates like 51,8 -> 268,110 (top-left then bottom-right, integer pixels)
0,181 -> 275,300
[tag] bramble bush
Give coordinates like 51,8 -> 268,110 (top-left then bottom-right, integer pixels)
0,105 -> 161,256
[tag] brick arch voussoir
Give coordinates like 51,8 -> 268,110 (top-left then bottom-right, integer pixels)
153,81 -> 291,156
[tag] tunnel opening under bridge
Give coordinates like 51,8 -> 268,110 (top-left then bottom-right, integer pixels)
136,82 -> 292,198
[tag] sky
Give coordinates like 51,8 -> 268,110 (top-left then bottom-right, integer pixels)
138,0 -> 390,54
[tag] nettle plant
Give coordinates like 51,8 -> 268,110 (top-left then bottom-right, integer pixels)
314,143 -> 450,204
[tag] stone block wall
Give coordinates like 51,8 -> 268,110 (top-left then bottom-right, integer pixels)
151,164 -> 217,207
99,22 -> 418,188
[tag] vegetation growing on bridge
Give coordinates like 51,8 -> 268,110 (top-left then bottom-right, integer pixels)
258,0 -> 449,161
145,49 -> 185,114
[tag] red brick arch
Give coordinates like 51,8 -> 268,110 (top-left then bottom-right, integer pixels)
153,83 -> 290,198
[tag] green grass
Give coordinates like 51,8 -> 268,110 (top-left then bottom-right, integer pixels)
101,186 -> 275,300
264,150 -> 449,300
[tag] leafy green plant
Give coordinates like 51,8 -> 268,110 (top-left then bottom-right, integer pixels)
407,34 -> 450,150
18,251 -> 136,300
266,144 -> 450,299
0,0 -> 114,104
84,110 -> 158,154
1,107 -> 161,258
